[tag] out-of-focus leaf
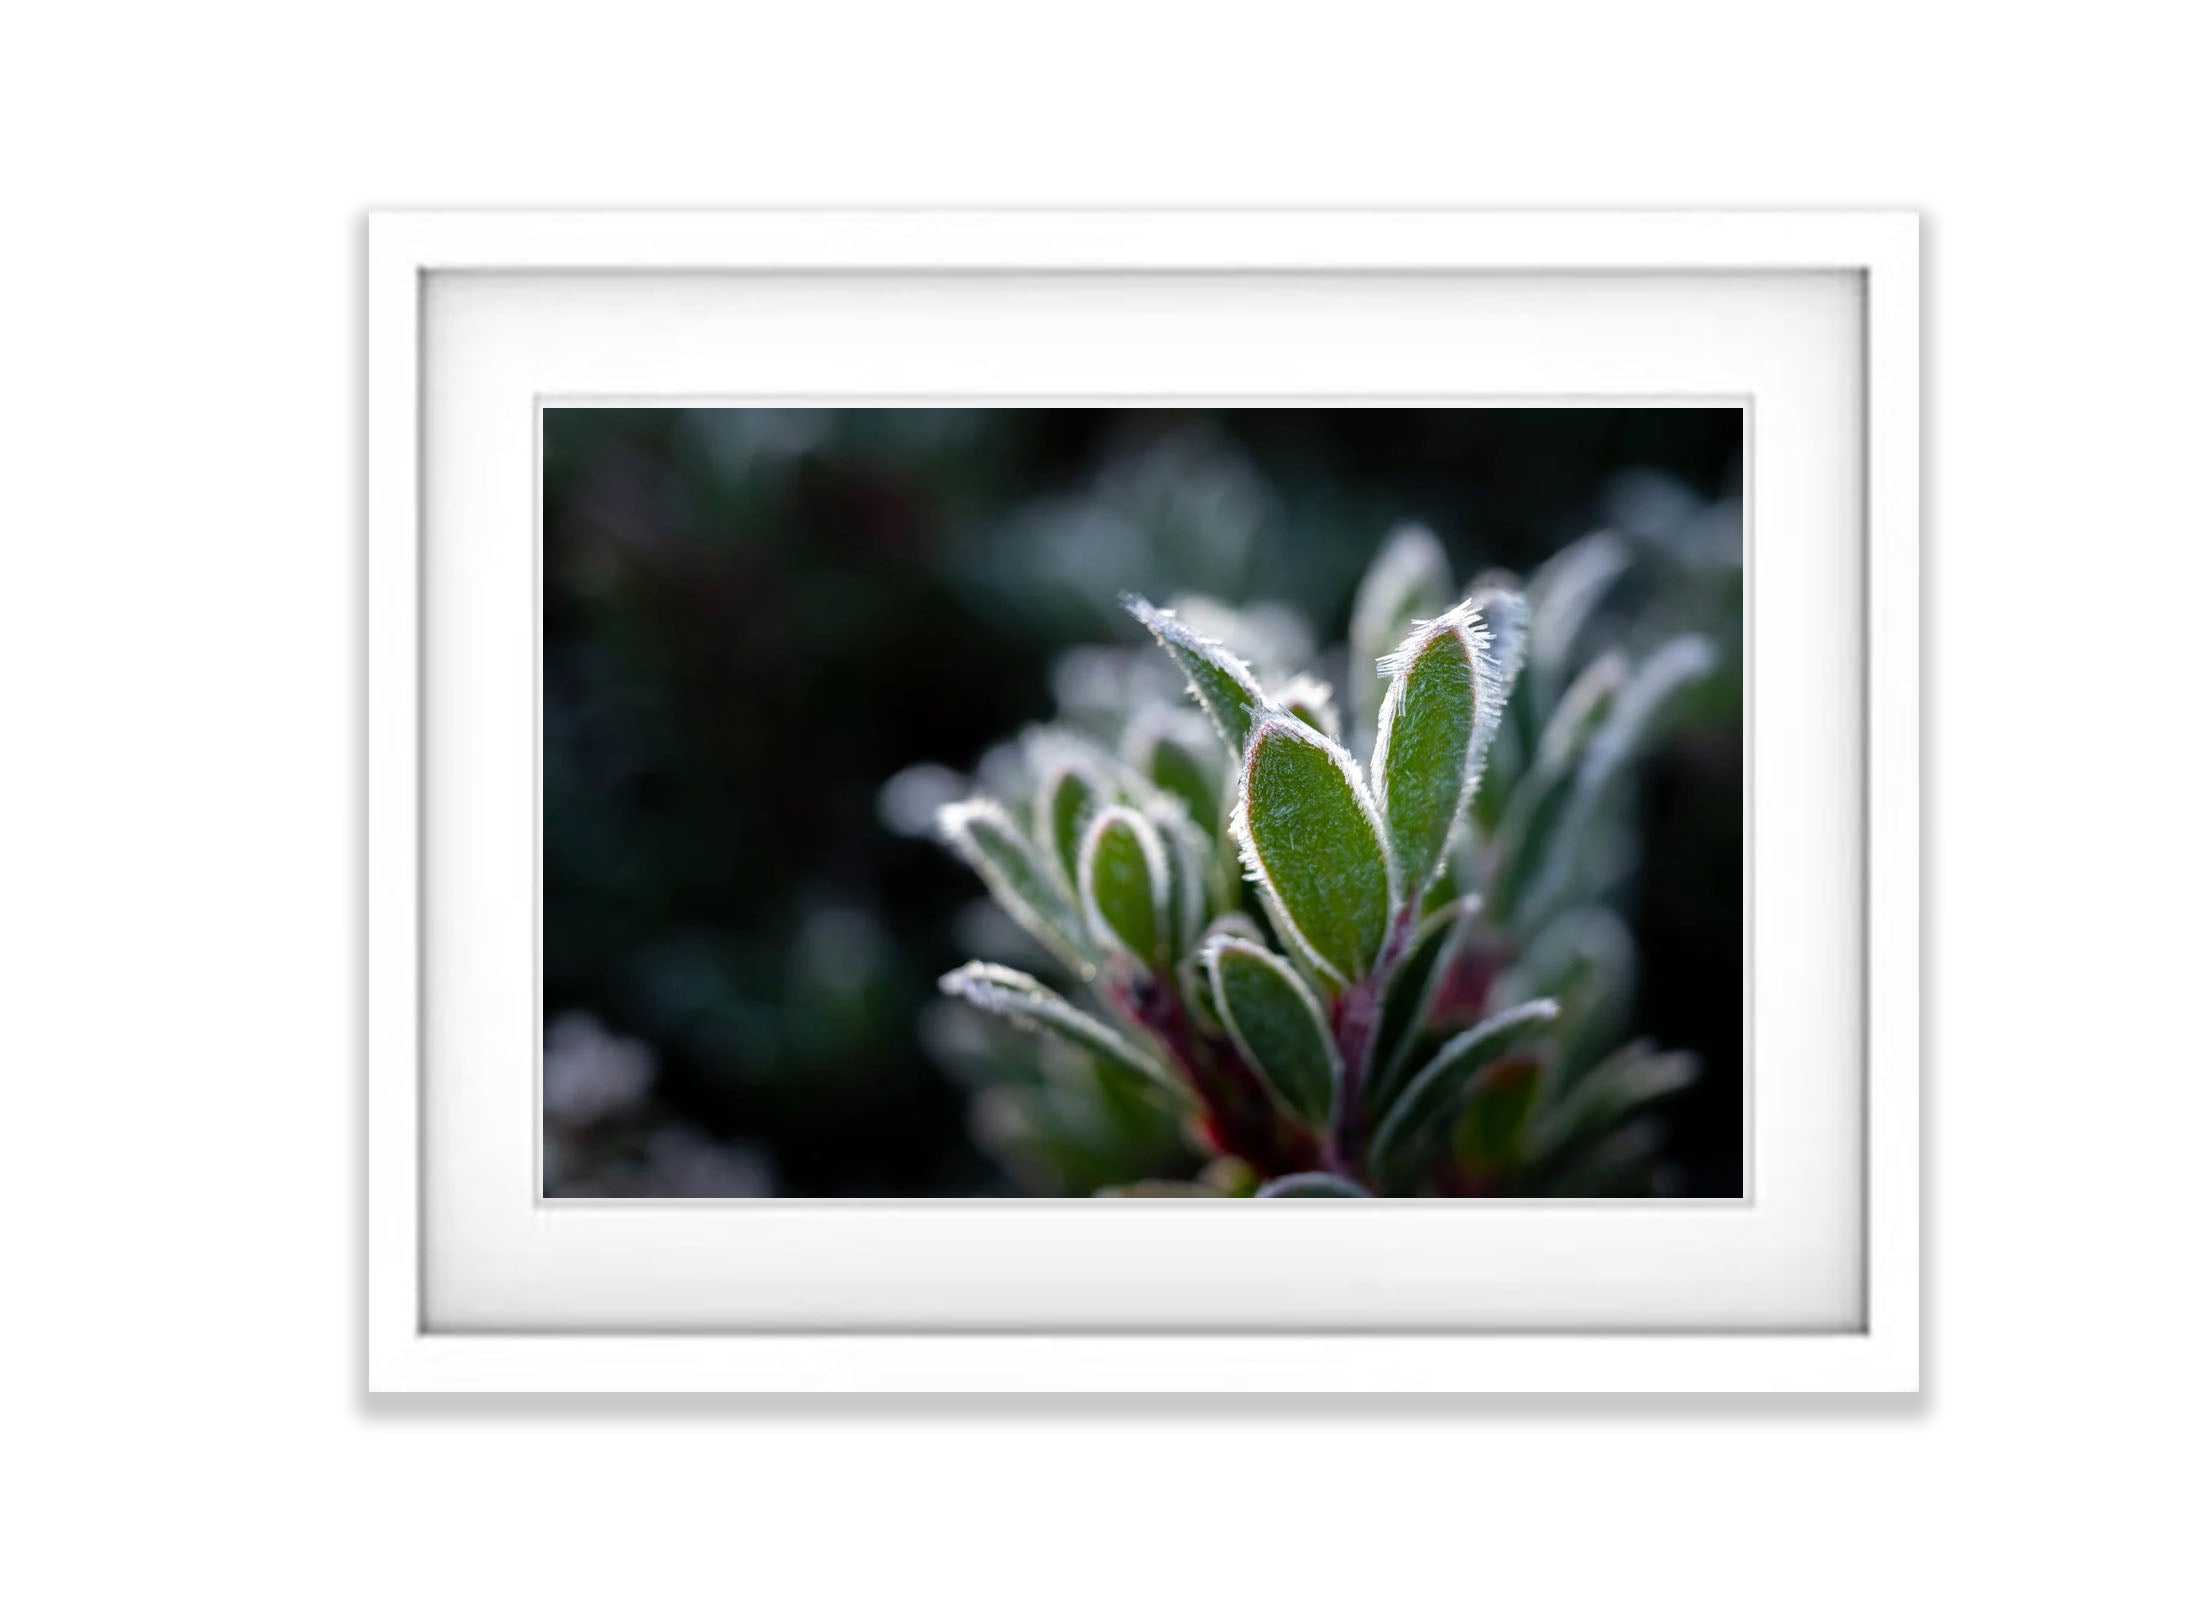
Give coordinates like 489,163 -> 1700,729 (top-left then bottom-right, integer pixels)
1527,529 -> 1631,702
1452,1057 -> 1543,1180
938,961 -> 1186,1103
1350,523 -> 1453,750
1249,884 -> 1334,996
1166,594 -> 1314,685
1124,594 -> 1268,756
1144,794 -> 1214,959
1256,1172 -> 1369,1198
1203,910 -> 1266,946
936,799 -> 1096,978
1537,650 -> 1629,771
1492,905 -> 1635,1089
1483,761 -> 1578,924
1277,673 -> 1343,742
1510,635 -> 1718,931
1373,598 -> 1501,899
1076,804 -> 1171,969
1097,1179 -> 1226,1198
1363,895 -> 1476,1122
1205,935 -> 1339,1125
1574,634 -> 1719,795
1461,570 -> 1530,817
1368,998 -> 1560,1189
1535,1120 -> 1665,1198
1420,858 -> 1464,915
1124,706 -> 1225,838
1471,583 -> 1532,705
1200,1156 -> 1260,1196
1234,712 -> 1395,987
1181,911 -> 1265,1026
1529,1041 -> 1697,1173
1480,648 -> 1626,924
1034,748 -> 1109,891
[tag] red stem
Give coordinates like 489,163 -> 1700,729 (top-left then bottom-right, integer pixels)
1118,972 -> 1323,1179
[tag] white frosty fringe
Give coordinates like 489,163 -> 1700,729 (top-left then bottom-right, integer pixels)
934,796 -> 1093,979
1122,593 -> 1271,750
1137,791 -> 1214,956
1367,995 -> 1564,1181
1228,708 -> 1398,987
1200,934 -> 1344,1098
1374,891 -> 1477,1067
1532,650 -> 1629,776
1199,910 -> 1266,949
1026,734 -> 1117,889
1367,595 -> 1514,884
1502,635 -> 1716,929
1074,802 -> 1174,966
1350,524 -> 1455,743
1473,585 -> 1532,707
1374,594 -> 1494,684
1352,525 -> 1453,662
1120,704 -> 1227,839
1494,903 -> 1637,1024
1576,634 -> 1718,793
1528,530 -> 1631,687
937,960 -> 1183,1099
1276,673 -> 1342,741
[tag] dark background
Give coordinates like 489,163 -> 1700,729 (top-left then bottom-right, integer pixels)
543,408 -> 1743,1197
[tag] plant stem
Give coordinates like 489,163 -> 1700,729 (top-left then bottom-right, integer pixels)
1122,972 -> 1322,1178
1330,905 -> 1419,1175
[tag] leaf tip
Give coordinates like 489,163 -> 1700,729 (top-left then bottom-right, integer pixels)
1375,595 -> 1492,682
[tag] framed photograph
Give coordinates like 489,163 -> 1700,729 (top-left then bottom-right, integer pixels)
367,211 -> 1918,1391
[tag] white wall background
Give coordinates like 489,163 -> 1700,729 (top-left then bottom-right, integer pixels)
4,4 -> 2192,1594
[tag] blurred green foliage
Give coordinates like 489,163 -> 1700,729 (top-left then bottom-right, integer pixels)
543,409 -> 1741,1196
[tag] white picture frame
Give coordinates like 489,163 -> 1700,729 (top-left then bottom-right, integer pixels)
368,210 -> 1918,1392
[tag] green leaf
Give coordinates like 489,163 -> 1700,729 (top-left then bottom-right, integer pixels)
1367,998 -> 1560,1189
1535,1123 -> 1665,1198
1096,1180 -> 1227,1198
1529,1042 -> 1697,1174
1076,804 -> 1171,968
1484,763 -> 1578,924
1144,795 -> 1214,959
1350,523 -> 1453,750
1574,634 -> 1719,795
1202,910 -> 1266,946
1492,905 -> 1635,1090
1451,1057 -> 1544,1181
1276,673 -> 1343,742
1537,651 -> 1630,770
1483,652 -> 1627,921
1372,599 -> 1501,899
1509,636 -> 1717,930
1363,895 -> 1476,1123
938,962 -> 1187,1103
936,799 -> 1096,978
1124,594 -> 1268,756
1204,935 -> 1340,1125
1256,1172 -> 1369,1198
1034,750 -> 1108,891
1184,911 -> 1267,1019
1200,1156 -> 1260,1196
1124,707 -> 1224,838
1527,530 -> 1631,703
1233,712 -> 1396,987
